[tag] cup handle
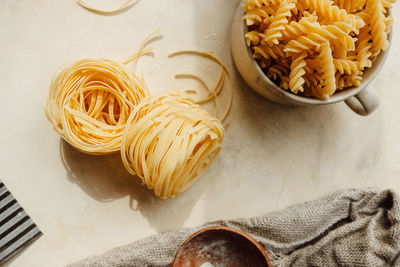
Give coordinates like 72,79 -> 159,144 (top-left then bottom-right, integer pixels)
344,85 -> 380,116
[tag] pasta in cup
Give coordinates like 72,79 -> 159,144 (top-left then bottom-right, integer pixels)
242,0 -> 394,100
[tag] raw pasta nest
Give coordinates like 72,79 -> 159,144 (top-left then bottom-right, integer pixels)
45,58 -> 148,155
243,0 -> 395,99
121,93 -> 224,199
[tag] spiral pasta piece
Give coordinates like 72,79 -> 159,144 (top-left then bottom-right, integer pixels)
356,27 -> 372,70
299,0 -> 365,32
333,0 -> 366,13
121,93 -> 224,199
262,0 -> 295,46
244,0 -> 266,12
317,43 -> 336,99
304,71 -> 321,89
289,52 -> 307,94
253,44 -> 286,60
243,8 -> 269,26
284,33 -> 327,54
267,64 -> 289,80
280,76 -> 290,90
384,16 -> 394,34
366,0 -> 389,53
245,30 -> 262,46
333,59 -> 359,75
284,20 -> 356,53
244,0 -> 275,10
284,16 -> 318,39
45,58 -> 147,155
323,25 -> 355,50
336,71 -> 363,89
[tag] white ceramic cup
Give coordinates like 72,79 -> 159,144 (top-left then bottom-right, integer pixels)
231,4 -> 391,116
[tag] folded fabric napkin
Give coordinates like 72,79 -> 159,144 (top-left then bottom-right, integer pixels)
71,188 -> 400,267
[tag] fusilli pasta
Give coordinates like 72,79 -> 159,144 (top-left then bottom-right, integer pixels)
243,0 -> 395,99
262,0 -> 295,45
289,51 -> 307,93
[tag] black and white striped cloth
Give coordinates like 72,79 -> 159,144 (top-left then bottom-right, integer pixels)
0,181 -> 41,264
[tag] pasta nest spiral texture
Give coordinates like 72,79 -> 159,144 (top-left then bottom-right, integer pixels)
46,58 -> 148,155
121,93 -> 224,199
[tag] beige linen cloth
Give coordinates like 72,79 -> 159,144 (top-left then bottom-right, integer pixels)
71,189 -> 400,266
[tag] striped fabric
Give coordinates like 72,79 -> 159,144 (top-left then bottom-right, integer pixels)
0,181 -> 41,263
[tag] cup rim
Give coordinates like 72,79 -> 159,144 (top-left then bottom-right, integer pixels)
238,5 -> 391,105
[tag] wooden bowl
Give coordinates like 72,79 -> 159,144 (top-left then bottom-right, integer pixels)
172,226 -> 272,267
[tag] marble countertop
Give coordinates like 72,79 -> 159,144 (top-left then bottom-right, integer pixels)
1,0 -> 399,266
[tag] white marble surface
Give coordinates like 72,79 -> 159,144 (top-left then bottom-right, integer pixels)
0,0 -> 399,266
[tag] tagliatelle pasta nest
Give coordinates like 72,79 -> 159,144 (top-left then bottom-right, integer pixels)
121,93 -> 224,199
45,25 -> 230,198
243,0 -> 395,99
45,58 -> 148,155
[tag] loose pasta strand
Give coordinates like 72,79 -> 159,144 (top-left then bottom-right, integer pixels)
174,73 -> 219,118
120,46 -> 154,65
128,28 -> 163,72
77,0 -> 137,15
168,51 -> 233,122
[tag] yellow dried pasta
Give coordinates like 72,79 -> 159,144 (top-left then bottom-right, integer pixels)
46,39 -> 227,199
317,42 -> 336,99
45,58 -> 148,155
121,93 -> 224,199
261,0 -> 295,46
289,51 -> 307,94
243,0 -> 395,99
77,0 -> 137,15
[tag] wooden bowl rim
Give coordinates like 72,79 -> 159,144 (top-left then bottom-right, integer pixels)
172,225 -> 272,267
